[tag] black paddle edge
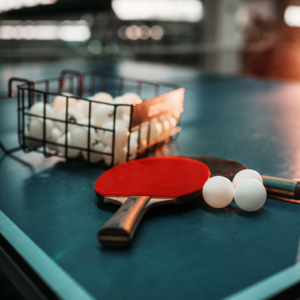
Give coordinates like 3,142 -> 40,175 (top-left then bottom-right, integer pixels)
179,155 -> 247,180
95,188 -> 204,206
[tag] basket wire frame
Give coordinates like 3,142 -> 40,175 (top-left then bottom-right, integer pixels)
1,70 -> 182,167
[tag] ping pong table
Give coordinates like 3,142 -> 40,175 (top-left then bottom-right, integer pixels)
1,59 -> 300,300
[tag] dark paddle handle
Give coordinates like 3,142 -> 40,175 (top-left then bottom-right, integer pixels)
262,176 -> 300,200
98,196 -> 151,247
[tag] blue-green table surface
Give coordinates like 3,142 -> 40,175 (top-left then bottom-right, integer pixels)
1,59 -> 300,300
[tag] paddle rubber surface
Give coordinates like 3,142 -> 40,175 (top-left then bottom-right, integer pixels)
95,157 -> 210,198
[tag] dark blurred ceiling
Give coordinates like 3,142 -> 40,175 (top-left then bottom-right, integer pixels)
1,0 -> 111,18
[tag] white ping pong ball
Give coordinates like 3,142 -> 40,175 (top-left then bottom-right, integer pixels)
76,99 -> 85,112
29,118 -> 53,139
232,169 -> 263,188
234,179 -> 266,212
55,107 -> 83,132
102,144 -> 127,166
202,176 -> 234,208
140,121 -> 162,142
122,93 -> 142,105
71,126 -> 97,148
47,127 -> 62,151
92,104 -> 114,127
108,102 -> 124,120
128,132 -> 138,159
82,94 -> 113,119
103,145 -> 112,166
127,131 -> 141,159
29,102 -> 55,119
168,116 -> 177,129
101,121 -> 128,149
140,138 -> 147,149
53,93 -> 77,113
150,121 -> 162,141
122,114 -> 130,127
159,118 -> 170,136
81,98 -> 97,118
82,140 -> 105,163
114,147 -> 127,165
112,96 -> 131,115
93,92 -> 113,102
57,132 -> 80,158
70,118 -> 97,149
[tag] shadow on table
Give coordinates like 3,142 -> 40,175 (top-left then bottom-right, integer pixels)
95,196 -> 207,251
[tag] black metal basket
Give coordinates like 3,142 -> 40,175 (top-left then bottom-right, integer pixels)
1,70 -> 184,167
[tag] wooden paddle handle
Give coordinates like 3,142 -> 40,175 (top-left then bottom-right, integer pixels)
262,176 -> 300,200
98,196 -> 151,247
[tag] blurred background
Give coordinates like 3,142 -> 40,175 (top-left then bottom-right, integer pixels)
1,0 -> 300,93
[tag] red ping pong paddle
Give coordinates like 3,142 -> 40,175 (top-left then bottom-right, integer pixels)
95,157 -> 210,247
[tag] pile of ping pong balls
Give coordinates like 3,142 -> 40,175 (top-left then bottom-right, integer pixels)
25,91 -> 178,166
202,169 -> 267,212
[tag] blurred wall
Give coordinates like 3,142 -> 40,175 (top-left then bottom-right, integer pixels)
3,0 -> 300,81
243,0 -> 300,82
202,0 -> 242,74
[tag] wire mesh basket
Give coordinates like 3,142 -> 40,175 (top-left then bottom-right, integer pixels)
2,70 -> 184,167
